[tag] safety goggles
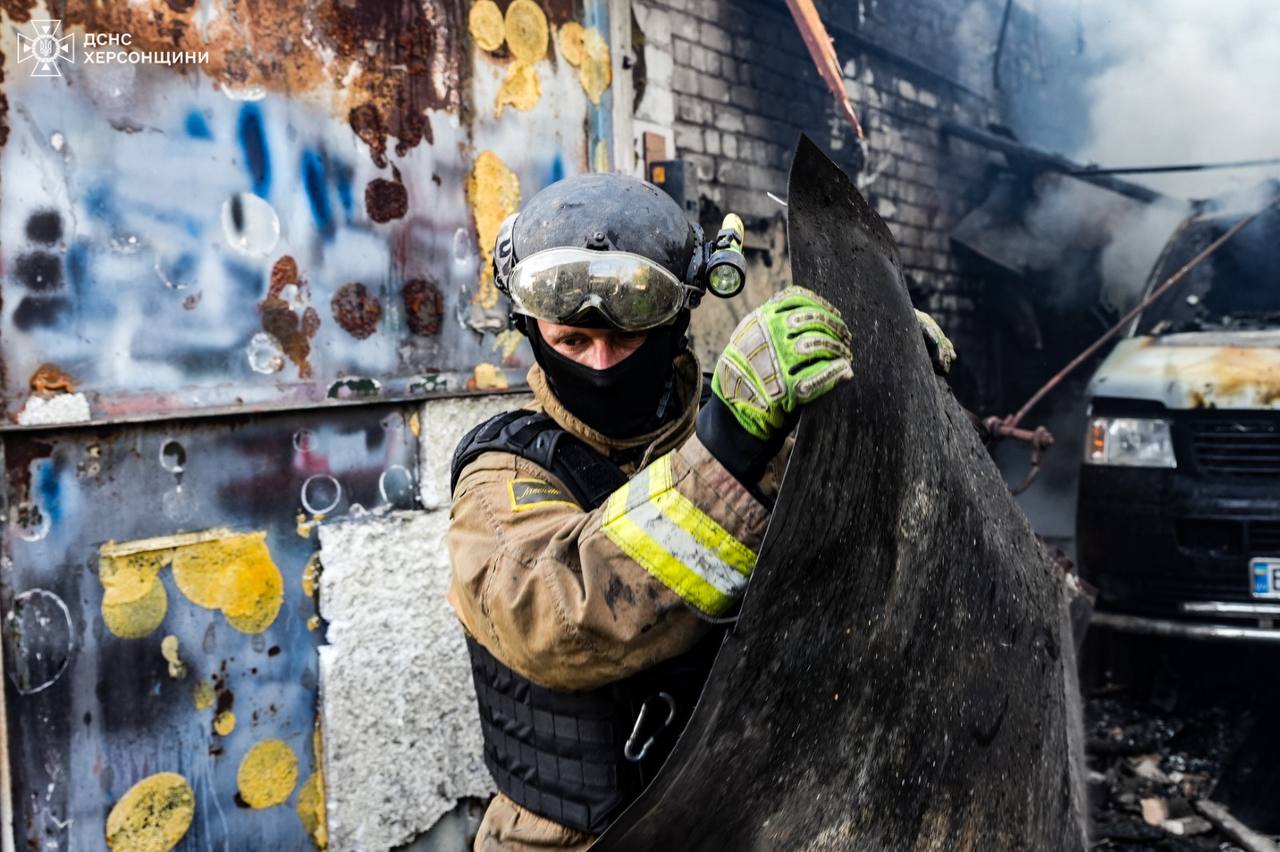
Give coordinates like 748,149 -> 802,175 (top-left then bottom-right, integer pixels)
506,248 -> 699,331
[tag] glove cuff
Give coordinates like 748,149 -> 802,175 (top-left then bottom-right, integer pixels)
696,395 -> 786,493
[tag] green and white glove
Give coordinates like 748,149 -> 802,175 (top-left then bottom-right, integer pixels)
712,286 -> 854,441
915,309 -> 956,375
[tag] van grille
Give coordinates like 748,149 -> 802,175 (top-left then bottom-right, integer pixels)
1187,416 -> 1280,478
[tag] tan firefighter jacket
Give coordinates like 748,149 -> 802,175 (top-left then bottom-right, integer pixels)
448,350 -> 781,851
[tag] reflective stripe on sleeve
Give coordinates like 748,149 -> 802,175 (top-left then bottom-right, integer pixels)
602,454 -> 758,616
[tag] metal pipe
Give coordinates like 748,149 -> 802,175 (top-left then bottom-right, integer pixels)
1092,611 -> 1280,642
1005,198 -> 1277,429
940,122 -> 1167,204
1072,155 -> 1280,177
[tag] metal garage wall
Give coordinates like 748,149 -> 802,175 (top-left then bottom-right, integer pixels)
0,1 -> 619,848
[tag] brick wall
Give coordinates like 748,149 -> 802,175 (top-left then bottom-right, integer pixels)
631,0 -> 1009,408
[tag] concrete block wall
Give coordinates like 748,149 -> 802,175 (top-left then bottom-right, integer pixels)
632,0 -> 1008,406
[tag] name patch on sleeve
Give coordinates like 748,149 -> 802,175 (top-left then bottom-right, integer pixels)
508,478 -> 576,512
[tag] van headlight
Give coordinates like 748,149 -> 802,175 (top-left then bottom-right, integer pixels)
1084,417 -> 1176,468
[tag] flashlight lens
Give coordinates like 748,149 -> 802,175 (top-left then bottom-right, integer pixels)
709,264 -> 743,296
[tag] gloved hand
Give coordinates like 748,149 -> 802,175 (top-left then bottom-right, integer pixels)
712,286 -> 854,441
915,309 -> 956,375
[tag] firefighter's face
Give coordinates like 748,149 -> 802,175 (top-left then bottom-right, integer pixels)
536,320 -> 648,370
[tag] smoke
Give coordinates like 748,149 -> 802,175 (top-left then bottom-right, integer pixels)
996,0 -> 1280,199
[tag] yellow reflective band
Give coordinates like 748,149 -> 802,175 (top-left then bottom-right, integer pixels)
601,454 -> 757,616
646,456 -> 757,575
602,501 -> 735,615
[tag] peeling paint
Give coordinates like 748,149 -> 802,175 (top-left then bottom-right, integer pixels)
466,151 -> 522,310
105,772 -> 195,852
237,739 -> 299,810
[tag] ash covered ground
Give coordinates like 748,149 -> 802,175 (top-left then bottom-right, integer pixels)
1083,634 -> 1280,850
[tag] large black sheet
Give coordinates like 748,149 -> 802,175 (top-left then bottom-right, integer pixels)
593,137 -> 1088,851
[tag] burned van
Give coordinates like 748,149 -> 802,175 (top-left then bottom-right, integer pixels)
1078,184 -> 1280,640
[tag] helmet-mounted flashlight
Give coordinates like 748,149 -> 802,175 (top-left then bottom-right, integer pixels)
706,213 -> 746,298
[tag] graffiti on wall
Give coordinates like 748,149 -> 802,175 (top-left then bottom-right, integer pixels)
0,0 -> 614,426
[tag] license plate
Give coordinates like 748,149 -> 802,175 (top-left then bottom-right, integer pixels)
1251,557 -> 1280,599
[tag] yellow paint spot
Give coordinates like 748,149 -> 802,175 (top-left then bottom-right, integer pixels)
408,411 -> 421,437
578,27 -> 612,104
504,0 -> 548,63
214,710 -> 236,736
301,553 -> 320,599
468,0 -> 505,52
493,328 -> 525,360
558,21 -> 585,66
99,546 -> 169,639
472,363 -> 509,390
193,680 -> 215,711
102,577 -> 168,640
99,529 -> 284,637
171,531 -> 284,635
237,740 -> 299,809
307,615 -> 321,631
495,62 -> 542,116
160,635 -> 186,679
592,138 -> 611,173
298,720 -> 328,847
466,151 -> 521,310
105,772 -> 195,852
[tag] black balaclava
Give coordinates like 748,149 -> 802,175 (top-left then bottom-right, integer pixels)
526,313 -> 690,439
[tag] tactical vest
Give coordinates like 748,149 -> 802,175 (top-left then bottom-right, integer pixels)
451,410 -> 723,836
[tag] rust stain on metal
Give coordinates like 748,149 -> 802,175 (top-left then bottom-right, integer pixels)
29,363 -> 74,398
322,0 -> 460,158
331,282 -> 383,339
403,277 -> 443,336
540,0 -> 579,27
348,103 -> 389,170
0,0 -> 37,24
58,0 -> 463,164
1201,347 -> 1280,406
364,178 -> 408,223
258,256 -> 317,379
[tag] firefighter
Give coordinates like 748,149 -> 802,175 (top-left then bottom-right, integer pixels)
447,172 -> 950,851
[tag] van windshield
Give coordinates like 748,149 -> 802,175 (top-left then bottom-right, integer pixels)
1136,204 -> 1280,336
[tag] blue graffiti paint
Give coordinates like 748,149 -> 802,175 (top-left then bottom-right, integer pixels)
333,160 -> 355,217
237,104 -> 272,198
550,152 -> 566,184
222,256 -> 266,298
185,110 -> 213,140
35,460 -> 61,525
65,240 -> 90,296
301,150 -> 334,238
83,183 -> 120,223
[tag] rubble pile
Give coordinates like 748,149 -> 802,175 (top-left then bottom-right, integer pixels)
1086,692 -> 1275,852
